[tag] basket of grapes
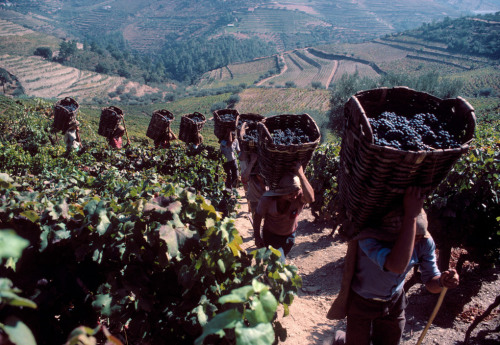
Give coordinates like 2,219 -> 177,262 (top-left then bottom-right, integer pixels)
258,114 -> 321,190
178,112 -> 206,144
337,86 -> 476,232
146,109 -> 174,141
213,109 -> 239,140
237,113 -> 265,153
53,97 -> 79,133
98,106 -> 123,138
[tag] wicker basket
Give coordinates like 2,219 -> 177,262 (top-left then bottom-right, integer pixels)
98,106 -> 123,138
238,113 -> 265,153
213,109 -> 239,140
53,97 -> 79,133
146,109 -> 174,141
258,114 -> 321,190
337,86 -> 476,233
239,122 -> 260,154
178,112 -> 206,144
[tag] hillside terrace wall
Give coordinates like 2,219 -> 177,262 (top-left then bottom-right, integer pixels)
406,54 -> 472,70
376,39 -> 486,64
307,48 -> 385,75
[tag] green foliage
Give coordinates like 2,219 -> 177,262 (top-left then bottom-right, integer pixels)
415,13 -> 500,59
306,142 -> 341,222
0,97 -> 302,345
33,47 -> 52,59
426,121 -> 500,266
0,229 -> 37,345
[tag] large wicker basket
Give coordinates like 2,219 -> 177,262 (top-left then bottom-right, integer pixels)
53,97 -> 79,133
337,86 -> 476,234
238,113 -> 265,153
258,114 -> 321,190
178,112 -> 206,144
213,109 -> 239,140
98,106 -> 123,138
146,109 -> 174,141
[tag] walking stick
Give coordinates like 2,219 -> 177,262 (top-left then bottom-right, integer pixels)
121,115 -> 131,146
416,287 -> 448,345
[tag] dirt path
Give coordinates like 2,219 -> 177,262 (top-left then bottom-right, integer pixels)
233,188 -> 500,345
256,53 -> 288,86
325,60 -> 338,90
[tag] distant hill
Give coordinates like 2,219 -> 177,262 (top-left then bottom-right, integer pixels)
4,0 -> 498,52
0,4 -> 499,107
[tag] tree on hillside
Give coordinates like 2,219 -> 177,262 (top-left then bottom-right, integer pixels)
0,68 -> 12,94
33,47 -> 53,59
58,40 -> 77,61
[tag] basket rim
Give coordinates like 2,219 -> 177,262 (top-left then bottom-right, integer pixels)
347,86 -> 476,146
153,109 -> 174,121
259,113 -> 321,150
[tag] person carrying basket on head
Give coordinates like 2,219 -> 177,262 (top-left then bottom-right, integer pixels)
63,119 -> 81,155
154,127 -> 177,149
220,130 -> 240,191
330,186 -> 459,345
253,161 -> 314,262
108,125 -> 126,149
241,152 -> 267,219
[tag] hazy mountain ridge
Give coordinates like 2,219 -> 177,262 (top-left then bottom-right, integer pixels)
0,1 -> 499,104
4,0 -> 499,51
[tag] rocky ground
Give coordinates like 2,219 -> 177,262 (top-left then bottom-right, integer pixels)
232,188 -> 500,345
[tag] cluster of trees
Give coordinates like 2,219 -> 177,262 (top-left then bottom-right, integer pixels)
412,12 -> 500,59
33,33 -> 276,86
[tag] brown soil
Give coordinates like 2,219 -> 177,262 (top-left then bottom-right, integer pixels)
233,188 -> 500,345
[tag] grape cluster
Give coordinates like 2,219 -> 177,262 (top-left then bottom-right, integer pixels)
243,129 -> 258,142
219,113 -> 236,122
190,115 -> 204,123
271,128 -> 311,145
62,104 -> 77,112
369,111 -> 460,151
237,119 -> 258,130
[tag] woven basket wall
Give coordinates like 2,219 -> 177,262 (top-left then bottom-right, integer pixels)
238,113 -> 265,154
258,113 -> 321,190
98,106 -> 123,138
338,86 -> 476,232
53,97 -> 79,133
146,109 -> 174,141
178,112 -> 206,144
213,109 -> 239,140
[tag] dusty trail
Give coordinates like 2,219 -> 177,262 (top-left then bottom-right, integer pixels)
232,187 -> 500,345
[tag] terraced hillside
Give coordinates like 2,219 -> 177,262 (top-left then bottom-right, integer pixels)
235,87 -> 330,115
0,54 -> 157,101
0,17 -> 60,56
197,56 -> 279,88
6,0 -> 494,53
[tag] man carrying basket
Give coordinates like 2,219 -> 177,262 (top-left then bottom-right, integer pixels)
220,131 -> 240,190
330,187 -> 459,345
253,161 -> 314,262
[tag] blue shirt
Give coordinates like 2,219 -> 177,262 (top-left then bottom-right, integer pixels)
351,237 -> 440,300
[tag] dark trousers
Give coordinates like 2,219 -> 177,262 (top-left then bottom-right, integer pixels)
223,160 -> 238,189
345,289 -> 407,345
262,229 -> 296,262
